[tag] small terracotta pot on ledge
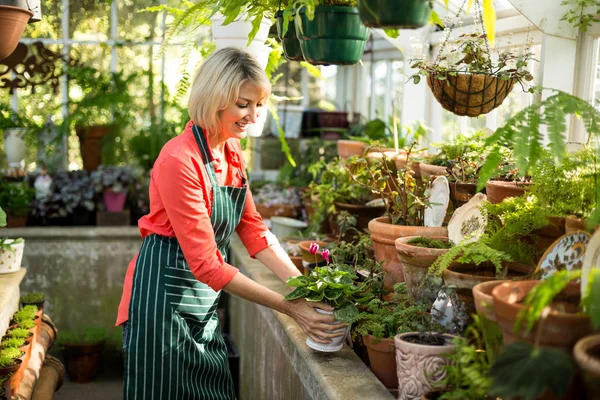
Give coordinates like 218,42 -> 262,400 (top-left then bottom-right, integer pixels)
362,335 -> 397,389
337,140 -> 365,159
472,280 -> 508,321
485,180 -> 532,204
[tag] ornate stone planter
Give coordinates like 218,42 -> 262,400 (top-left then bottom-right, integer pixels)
394,332 -> 459,400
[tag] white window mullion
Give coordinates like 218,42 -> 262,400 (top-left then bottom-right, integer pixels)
61,0 -> 70,171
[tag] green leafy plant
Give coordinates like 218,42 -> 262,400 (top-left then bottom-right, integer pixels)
346,119 -> 428,151
20,292 -> 45,304
560,0 -> 600,32
0,181 -> 35,218
406,236 -> 452,249
6,328 -> 30,340
0,337 -> 25,350
284,263 -> 374,322
13,306 -> 37,324
0,348 -> 21,368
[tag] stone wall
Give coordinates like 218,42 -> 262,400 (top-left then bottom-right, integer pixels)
7,227 -> 140,332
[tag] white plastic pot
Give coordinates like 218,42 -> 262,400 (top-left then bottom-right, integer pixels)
0,239 -> 25,274
306,308 -> 351,352
211,14 -> 272,48
270,216 -> 308,238
4,128 -> 27,169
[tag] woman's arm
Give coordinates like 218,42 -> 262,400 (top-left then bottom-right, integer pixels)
254,244 -> 302,282
223,272 -> 346,344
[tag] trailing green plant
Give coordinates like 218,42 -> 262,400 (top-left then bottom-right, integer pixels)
528,147 -> 597,218
20,292 -> 45,304
353,283 -> 444,342
0,337 -> 25,350
7,328 -> 30,340
284,263 -> 374,322
560,0 -> 600,32
406,236 -> 452,249
345,145 -> 431,225
58,327 -> 108,346
477,89 -> 600,190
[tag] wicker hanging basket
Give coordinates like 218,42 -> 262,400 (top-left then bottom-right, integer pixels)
427,72 -> 516,117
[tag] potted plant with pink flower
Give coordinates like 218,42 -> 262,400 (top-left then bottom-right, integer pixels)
90,165 -> 136,212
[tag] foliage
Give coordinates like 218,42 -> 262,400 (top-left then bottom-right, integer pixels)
7,328 -> 30,339
253,183 -> 301,208
428,131 -> 488,167
277,139 -> 337,189
0,348 -> 21,368
406,236 -> 452,249
31,170 -> 96,218
0,181 -> 35,218
429,240 -> 512,277
528,148 -> 597,218
353,283 -> 444,341
477,89 -> 600,190
13,306 -> 37,323
20,292 -> 45,303
345,147 -> 431,225
90,165 -> 137,194
0,337 -> 25,350
560,0 -> 600,32
284,264 -> 374,322
582,270 -> 600,329
437,316 -> 496,400
411,33 -> 535,91
346,119 -> 428,151
58,327 -> 107,346
0,102 -> 41,149
488,342 -> 575,400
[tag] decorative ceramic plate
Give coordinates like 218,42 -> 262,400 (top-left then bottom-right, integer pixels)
581,229 -> 600,297
536,231 -> 591,280
447,193 -> 487,245
424,176 -> 450,227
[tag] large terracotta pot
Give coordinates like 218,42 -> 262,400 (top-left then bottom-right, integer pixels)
485,180 -> 532,204
337,140 -> 365,159
472,280 -> 508,321
76,125 -> 110,172
443,262 -> 534,318
369,217 -> 447,291
418,163 -> 448,180
0,5 -> 33,60
565,215 -> 589,234
254,203 -> 296,220
394,332 -> 459,400
62,341 -> 105,383
573,334 -> 600,400
535,216 -> 566,256
362,335 -> 397,389
448,182 -> 478,209
492,281 -> 592,352
395,236 -> 449,304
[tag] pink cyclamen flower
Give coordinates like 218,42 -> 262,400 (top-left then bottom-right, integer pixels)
309,242 -> 319,255
321,249 -> 330,264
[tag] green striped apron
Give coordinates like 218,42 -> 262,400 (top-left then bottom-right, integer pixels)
124,125 -> 246,400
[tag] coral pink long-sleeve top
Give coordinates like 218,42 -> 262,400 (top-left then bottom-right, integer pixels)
116,121 -> 277,326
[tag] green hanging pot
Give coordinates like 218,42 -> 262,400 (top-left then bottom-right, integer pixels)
296,6 -> 369,66
275,10 -> 304,62
358,0 -> 432,29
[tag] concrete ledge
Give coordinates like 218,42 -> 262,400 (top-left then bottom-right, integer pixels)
3,227 -> 140,240
0,268 -> 26,337
229,235 -> 394,400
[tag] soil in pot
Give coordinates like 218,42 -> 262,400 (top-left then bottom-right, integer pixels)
362,335 -> 397,389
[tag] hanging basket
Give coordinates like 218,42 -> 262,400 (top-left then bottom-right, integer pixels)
427,73 -> 516,117
275,10 -> 304,61
358,0 -> 431,29
0,5 -> 33,61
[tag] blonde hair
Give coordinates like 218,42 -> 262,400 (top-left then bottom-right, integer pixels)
188,48 -> 271,135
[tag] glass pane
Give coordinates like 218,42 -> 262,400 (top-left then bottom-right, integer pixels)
118,0 -> 163,42
71,0 -> 111,40
391,60 -> 404,123
373,60 -> 387,120
24,0 -> 63,39
308,66 -> 338,109
272,62 -> 303,107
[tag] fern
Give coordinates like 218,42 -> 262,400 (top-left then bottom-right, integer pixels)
429,240 -> 512,277
478,88 -> 600,190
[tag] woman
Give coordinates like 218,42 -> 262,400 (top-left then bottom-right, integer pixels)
116,48 -> 345,399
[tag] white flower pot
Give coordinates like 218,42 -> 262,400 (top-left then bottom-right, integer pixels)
4,128 -> 27,169
306,308 -> 351,352
270,216 -> 308,238
0,239 -> 25,274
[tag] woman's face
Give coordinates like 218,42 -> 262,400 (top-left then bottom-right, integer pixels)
218,82 -> 268,141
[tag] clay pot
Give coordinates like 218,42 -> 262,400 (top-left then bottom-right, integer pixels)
534,216 -> 566,256
448,182 -> 478,209
492,281 -> 591,352
395,236 -> 449,304
369,217 -> 447,291
394,332 -> 459,400
410,162 -> 421,178
418,163 -> 448,180
0,6 -> 33,60
443,262 -> 534,318
290,256 -> 304,274
362,335 -> 397,389
337,140 -> 365,159
472,280 -> 508,321
573,334 -> 600,400
62,341 -> 105,382
329,202 -> 386,236
254,203 -> 296,220
485,180 -> 532,204
298,240 -> 328,264
565,215 -> 589,234
76,125 -> 110,172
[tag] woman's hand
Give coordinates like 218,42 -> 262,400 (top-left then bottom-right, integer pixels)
286,299 -> 347,344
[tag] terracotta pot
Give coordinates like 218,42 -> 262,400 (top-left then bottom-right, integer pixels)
394,332 -> 459,400
443,262 -> 534,318
534,216 -> 566,256
369,217 -> 447,291
6,213 -> 27,228
62,341 -> 105,383
290,255 -> 304,274
492,281 -> 591,352
0,6 -> 33,60
337,140 -> 365,159
395,236 -> 449,304
330,202 -> 386,235
298,240 -> 328,264
3,359 -> 22,397
448,182 -> 478,209
76,125 -> 110,172
472,280 -> 508,321
410,162 -> 421,178
573,334 -> 600,400
485,180 -> 532,204
254,203 -> 296,220
418,163 -> 448,180
362,335 -> 397,389
565,215 -> 589,234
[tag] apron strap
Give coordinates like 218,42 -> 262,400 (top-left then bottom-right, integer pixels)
192,124 -> 219,188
